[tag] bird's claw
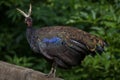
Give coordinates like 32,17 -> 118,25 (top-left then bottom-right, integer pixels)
45,73 -> 55,78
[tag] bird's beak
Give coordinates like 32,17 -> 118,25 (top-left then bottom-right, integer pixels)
17,4 -> 32,18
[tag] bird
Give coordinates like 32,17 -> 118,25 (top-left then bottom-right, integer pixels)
17,4 -> 107,77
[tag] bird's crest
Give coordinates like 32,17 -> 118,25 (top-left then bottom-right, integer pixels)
17,4 -> 32,18
17,4 -> 33,27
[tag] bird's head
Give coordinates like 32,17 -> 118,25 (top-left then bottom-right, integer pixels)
17,4 -> 32,27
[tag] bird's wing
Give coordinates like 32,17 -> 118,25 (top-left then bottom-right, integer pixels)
36,36 -> 87,67
61,27 -> 106,53
35,26 -> 106,67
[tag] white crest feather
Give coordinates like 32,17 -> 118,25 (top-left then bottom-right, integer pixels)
17,4 -> 32,17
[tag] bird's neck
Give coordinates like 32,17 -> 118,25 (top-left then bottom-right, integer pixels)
26,27 -> 39,53
26,26 -> 34,34
27,23 -> 32,27
26,27 -> 35,42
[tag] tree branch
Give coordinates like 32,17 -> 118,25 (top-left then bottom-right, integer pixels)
0,61 -> 63,80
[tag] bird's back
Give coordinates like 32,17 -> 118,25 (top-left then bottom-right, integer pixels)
36,26 -> 105,51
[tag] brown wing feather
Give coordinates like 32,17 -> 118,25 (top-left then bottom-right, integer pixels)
36,26 -> 106,52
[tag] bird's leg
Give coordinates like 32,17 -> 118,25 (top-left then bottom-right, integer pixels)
47,62 -> 57,78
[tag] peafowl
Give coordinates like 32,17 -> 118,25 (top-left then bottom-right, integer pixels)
17,4 -> 107,77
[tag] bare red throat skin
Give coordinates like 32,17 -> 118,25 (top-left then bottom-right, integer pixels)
27,21 -> 32,27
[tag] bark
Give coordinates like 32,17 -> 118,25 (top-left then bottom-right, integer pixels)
0,61 -> 63,80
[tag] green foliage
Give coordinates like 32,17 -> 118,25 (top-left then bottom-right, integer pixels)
0,0 -> 120,80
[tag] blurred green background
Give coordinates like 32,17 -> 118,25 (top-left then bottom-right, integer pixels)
0,0 -> 120,80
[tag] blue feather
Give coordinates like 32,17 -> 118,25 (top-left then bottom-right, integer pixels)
42,37 -> 62,44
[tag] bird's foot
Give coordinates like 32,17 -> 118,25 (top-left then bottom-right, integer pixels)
45,60 -> 57,78
46,73 -> 55,78
45,67 -> 56,78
